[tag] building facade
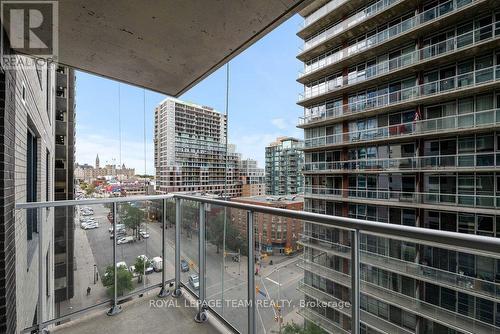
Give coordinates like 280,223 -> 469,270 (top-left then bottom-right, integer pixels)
265,137 -> 304,195
54,66 -> 76,314
297,0 -> 500,333
0,54 -> 56,332
154,98 -> 242,197
231,195 -> 303,255
239,158 -> 266,196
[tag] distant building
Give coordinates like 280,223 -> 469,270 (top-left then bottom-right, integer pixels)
74,159 -> 135,183
231,195 -> 303,255
239,158 -> 265,197
265,137 -> 304,195
154,98 -> 242,197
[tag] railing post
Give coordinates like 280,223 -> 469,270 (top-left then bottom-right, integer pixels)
38,208 -> 44,332
107,202 -> 122,316
351,229 -> 360,334
172,198 -> 182,298
158,199 -> 170,297
247,210 -> 256,334
195,202 -> 208,323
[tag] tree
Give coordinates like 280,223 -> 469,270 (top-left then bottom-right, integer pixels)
102,265 -> 133,297
206,209 -> 244,254
282,322 -> 325,334
85,183 -> 96,196
133,256 -> 150,283
120,203 -> 143,239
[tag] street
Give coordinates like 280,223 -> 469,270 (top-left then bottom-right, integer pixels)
71,203 -> 304,333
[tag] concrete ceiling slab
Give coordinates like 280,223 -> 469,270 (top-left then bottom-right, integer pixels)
54,0 -> 311,96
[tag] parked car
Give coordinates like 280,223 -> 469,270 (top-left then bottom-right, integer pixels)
139,231 -> 150,239
117,236 -> 135,245
109,224 -> 125,233
188,274 -> 199,290
110,230 -> 127,239
116,261 -> 127,269
151,256 -> 163,272
129,265 -> 139,278
82,222 -> 99,230
180,259 -> 189,272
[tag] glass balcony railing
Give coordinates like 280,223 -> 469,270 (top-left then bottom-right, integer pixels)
303,0 -> 402,51
299,234 -> 500,301
15,194 -> 500,334
300,0 -> 476,73
304,187 -> 500,209
304,152 -> 500,172
301,0 -> 348,29
304,109 -> 500,148
300,19 -> 499,90
299,64 -> 500,123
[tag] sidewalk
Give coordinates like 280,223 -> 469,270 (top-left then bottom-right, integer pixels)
62,212 -> 108,316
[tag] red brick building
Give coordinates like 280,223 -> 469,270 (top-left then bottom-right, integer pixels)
231,195 -> 303,255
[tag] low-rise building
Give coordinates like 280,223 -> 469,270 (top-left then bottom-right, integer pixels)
231,195 -> 303,255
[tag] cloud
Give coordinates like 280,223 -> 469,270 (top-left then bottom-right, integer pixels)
271,118 -> 288,130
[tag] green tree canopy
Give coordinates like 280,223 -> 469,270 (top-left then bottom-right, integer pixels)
102,265 -> 133,297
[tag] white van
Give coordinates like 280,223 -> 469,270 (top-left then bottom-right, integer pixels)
151,257 -> 163,272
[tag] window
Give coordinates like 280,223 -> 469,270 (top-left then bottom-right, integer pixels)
27,129 -> 38,240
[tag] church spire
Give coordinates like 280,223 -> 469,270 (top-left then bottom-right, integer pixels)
95,154 -> 100,169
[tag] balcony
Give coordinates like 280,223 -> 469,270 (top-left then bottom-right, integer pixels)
298,65 -> 500,121
300,0 -> 412,51
303,152 -> 500,174
299,234 -> 500,302
304,187 -> 500,212
298,0 -> 489,68
15,194 -> 500,334
303,109 -> 500,149
299,20 -> 500,86
299,259 -> 500,334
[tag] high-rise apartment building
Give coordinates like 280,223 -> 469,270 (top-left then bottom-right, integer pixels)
239,158 -> 266,196
297,0 -> 500,333
54,66 -> 76,314
265,137 -> 304,195
0,54 -> 56,332
154,98 -> 242,197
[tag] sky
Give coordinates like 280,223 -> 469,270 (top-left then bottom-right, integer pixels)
75,14 -> 304,175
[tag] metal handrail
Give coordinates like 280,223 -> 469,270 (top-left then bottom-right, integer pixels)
14,193 -> 500,255
303,152 -> 500,172
300,8 -> 493,79
300,64 -> 500,105
303,108 -> 500,148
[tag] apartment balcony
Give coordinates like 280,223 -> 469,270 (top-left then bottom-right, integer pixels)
303,109 -> 500,150
15,194 -> 500,334
298,235 -> 500,302
299,0 -> 418,51
303,152 -> 500,174
297,0 -> 489,63
298,280 -> 414,334
298,20 -> 500,87
298,65 -> 500,123
298,259 -> 500,334
303,187 -> 500,212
